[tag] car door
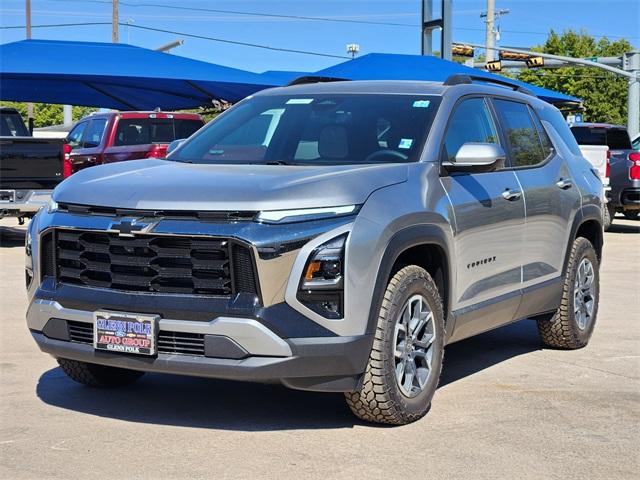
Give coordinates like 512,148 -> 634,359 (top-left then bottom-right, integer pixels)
69,117 -> 109,172
493,99 -> 580,286
440,97 -> 525,341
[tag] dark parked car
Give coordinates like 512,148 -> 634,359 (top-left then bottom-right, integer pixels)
66,111 -> 205,173
0,107 -> 66,221
570,123 -> 639,222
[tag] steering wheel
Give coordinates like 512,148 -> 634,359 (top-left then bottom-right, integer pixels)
364,149 -> 409,163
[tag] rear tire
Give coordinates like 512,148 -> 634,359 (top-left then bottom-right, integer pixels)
623,210 -> 638,220
57,358 -> 145,387
345,265 -> 445,425
603,204 -> 615,231
537,237 -> 599,349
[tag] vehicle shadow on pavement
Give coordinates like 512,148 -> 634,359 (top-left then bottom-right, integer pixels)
0,226 -> 26,247
36,319 -> 543,431
440,319 -> 542,386
608,222 -> 640,234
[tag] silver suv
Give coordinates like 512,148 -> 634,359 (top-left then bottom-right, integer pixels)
26,75 -> 604,425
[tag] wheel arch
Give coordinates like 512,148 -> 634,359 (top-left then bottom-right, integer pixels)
366,224 -> 453,337
565,204 -> 603,275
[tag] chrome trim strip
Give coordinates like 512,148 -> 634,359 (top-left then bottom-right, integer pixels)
27,299 -> 292,357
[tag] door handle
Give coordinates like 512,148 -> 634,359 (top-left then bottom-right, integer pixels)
501,189 -> 522,201
556,178 -> 573,190
87,156 -> 97,162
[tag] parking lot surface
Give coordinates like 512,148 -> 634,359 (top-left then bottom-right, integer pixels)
0,217 -> 638,480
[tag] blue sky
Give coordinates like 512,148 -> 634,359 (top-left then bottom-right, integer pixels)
1,0 -> 638,73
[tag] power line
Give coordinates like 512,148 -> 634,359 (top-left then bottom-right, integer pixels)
43,0 -> 640,39
0,22 -> 351,59
48,0 -> 417,28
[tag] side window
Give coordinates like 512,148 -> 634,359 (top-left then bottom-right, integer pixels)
544,109 -> 582,156
83,119 -> 108,148
494,99 -> 547,168
67,122 -> 88,148
443,98 -> 499,162
529,106 -> 554,157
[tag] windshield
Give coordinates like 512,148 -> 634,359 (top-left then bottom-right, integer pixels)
171,94 -> 441,165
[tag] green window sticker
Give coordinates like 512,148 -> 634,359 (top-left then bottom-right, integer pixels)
398,138 -> 414,149
412,100 -> 431,108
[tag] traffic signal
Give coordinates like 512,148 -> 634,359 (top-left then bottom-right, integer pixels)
499,51 -> 530,61
486,60 -> 502,72
526,56 -> 544,68
452,44 -> 475,58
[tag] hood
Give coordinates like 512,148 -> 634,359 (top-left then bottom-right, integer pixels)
53,159 -> 408,211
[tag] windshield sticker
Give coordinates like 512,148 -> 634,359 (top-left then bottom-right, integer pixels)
412,100 -> 431,108
398,138 -> 414,149
286,98 -> 314,105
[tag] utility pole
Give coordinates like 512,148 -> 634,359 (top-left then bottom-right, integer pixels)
484,0 -> 495,62
112,0 -> 119,43
25,0 -> 34,133
624,51 -> 640,137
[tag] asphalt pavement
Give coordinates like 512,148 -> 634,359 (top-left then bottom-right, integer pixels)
0,216 -> 638,480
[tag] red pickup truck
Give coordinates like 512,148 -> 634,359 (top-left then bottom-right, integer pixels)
66,111 -> 204,174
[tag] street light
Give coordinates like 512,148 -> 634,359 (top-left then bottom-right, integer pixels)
346,43 -> 360,59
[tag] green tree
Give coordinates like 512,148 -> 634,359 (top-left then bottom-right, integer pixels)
0,101 -> 96,127
514,30 -> 632,124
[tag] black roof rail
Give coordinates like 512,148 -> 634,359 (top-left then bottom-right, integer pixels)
443,73 -> 535,97
287,76 -> 349,86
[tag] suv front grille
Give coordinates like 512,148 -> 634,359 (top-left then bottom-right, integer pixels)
43,229 -> 258,297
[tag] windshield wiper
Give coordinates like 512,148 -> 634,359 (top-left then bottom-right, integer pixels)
264,160 -> 292,165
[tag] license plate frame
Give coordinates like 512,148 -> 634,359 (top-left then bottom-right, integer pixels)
0,190 -> 15,203
93,311 -> 159,356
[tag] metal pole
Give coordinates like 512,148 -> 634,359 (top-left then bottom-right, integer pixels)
112,0 -> 119,43
625,51 -> 640,138
26,0 -> 34,134
484,0 -> 495,62
421,0 -> 433,56
465,43 -> 635,78
441,0 -> 452,61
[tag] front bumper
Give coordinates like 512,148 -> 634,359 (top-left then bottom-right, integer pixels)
28,297 -> 371,392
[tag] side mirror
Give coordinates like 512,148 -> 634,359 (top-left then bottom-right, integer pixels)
166,138 -> 186,156
447,142 -> 506,171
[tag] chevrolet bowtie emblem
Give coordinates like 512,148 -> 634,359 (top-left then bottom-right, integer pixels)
108,218 -> 154,237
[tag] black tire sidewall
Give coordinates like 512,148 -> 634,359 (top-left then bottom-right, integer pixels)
381,268 -> 445,418
566,240 -> 600,345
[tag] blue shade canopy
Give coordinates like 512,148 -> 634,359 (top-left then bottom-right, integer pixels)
0,39 -> 282,110
314,53 -> 580,105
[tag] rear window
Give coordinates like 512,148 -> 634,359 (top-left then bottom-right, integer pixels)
114,118 -> 203,146
570,126 -> 632,150
0,112 -> 29,136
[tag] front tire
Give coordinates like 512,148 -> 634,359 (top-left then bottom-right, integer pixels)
345,265 -> 445,425
537,237 -> 599,349
57,358 -> 145,387
623,210 -> 638,220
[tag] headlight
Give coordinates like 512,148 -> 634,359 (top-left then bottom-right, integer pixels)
297,233 -> 347,319
257,205 -> 358,224
47,197 -> 58,214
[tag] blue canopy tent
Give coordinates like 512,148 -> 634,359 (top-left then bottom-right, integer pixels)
0,39 -> 282,110
312,53 -> 580,106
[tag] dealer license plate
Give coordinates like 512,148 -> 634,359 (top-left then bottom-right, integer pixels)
94,311 -> 158,356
